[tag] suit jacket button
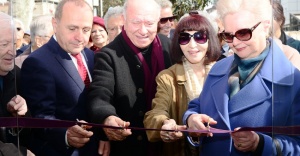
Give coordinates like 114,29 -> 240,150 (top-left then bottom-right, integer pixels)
137,135 -> 143,141
137,88 -> 143,93
138,111 -> 144,116
136,65 -> 141,69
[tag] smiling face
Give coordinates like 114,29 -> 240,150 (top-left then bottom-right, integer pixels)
179,31 -> 208,65
91,24 -> 108,48
123,0 -> 160,49
158,7 -> 174,36
52,1 -> 93,55
223,11 -> 269,59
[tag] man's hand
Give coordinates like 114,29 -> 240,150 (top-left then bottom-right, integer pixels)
103,116 -> 132,141
66,120 -> 93,148
98,140 -> 110,156
7,95 -> 27,116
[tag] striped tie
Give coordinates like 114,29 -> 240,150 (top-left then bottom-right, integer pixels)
72,54 -> 90,88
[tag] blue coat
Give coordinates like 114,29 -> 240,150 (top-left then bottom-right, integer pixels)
183,39 -> 300,156
20,37 -> 98,156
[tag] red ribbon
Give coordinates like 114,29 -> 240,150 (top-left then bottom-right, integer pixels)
1,117 -> 299,135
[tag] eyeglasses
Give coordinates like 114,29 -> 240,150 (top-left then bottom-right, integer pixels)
159,16 -> 176,24
178,31 -> 208,45
219,22 -> 261,43
16,27 -> 22,31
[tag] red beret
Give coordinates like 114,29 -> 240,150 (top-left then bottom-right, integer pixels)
93,16 -> 106,30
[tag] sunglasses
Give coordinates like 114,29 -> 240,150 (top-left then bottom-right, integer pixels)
159,16 -> 176,24
178,31 -> 208,45
219,22 -> 261,43
16,27 -> 22,31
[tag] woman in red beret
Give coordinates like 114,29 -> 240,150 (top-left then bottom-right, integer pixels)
90,16 -> 109,52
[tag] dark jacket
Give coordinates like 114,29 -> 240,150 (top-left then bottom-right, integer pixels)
0,66 -> 28,155
280,29 -> 300,53
88,33 -> 172,156
21,37 -> 98,156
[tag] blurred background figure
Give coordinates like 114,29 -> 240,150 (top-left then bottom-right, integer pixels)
15,14 -> 54,68
14,18 -> 26,56
156,0 -> 176,38
104,6 -> 124,43
272,1 -> 300,53
208,7 -> 234,60
23,30 -> 31,45
90,16 -> 108,52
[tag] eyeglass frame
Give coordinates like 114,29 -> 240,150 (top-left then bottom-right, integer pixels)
178,31 -> 208,45
159,16 -> 177,24
219,22 -> 261,43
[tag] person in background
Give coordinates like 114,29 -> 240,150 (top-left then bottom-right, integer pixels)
183,0 -> 300,155
144,12 -> 220,156
23,30 -> 31,45
156,0 -> 176,38
14,18 -> 26,56
20,0 -> 99,155
15,14 -> 54,68
272,1 -> 300,53
89,16 -> 108,52
87,0 -> 172,155
208,7 -> 234,60
0,12 -> 34,156
103,6 -> 124,43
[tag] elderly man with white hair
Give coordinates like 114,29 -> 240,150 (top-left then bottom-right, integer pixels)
0,12 -> 33,156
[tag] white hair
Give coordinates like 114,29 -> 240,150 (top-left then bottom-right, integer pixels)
13,18 -> 24,30
155,0 -> 172,9
104,6 -> 124,28
123,0 -> 161,20
30,14 -> 53,43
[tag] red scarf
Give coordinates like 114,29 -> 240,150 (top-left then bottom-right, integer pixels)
121,27 -> 165,111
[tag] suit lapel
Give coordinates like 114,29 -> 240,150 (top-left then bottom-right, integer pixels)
48,38 -> 85,91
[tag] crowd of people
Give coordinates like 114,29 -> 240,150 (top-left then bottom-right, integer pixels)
0,0 -> 300,155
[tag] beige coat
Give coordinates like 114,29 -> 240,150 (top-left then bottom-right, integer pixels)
274,38 -> 300,70
144,63 -> 200,156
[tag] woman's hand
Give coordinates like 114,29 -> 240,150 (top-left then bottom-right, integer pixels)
160,119 -> 186,142
231,127 -> 260,152
187,114 -> 217,137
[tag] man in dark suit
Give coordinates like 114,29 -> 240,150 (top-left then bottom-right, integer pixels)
21,0 -> 98,155
88,0 -> 172,155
